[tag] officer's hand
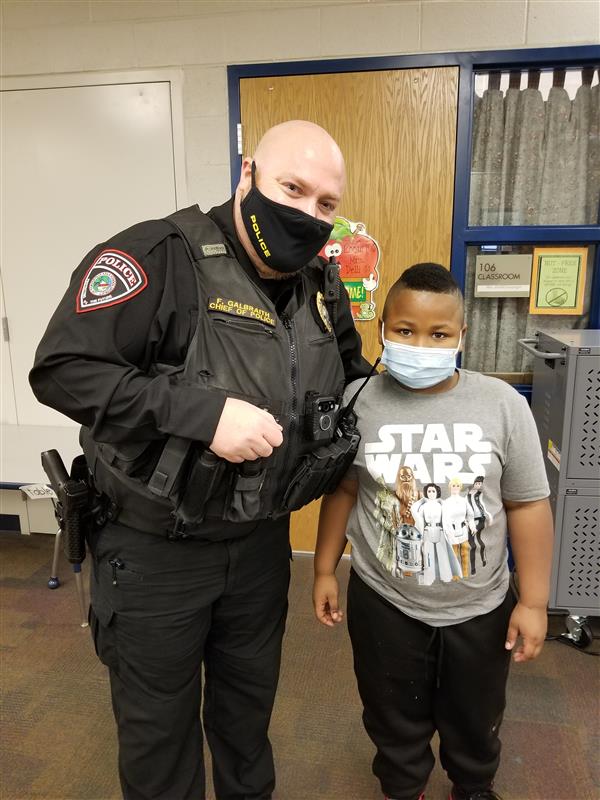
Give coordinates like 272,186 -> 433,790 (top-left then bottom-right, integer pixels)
210,398 -> 283,463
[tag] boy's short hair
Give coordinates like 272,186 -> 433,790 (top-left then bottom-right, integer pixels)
383,262 -> 463,320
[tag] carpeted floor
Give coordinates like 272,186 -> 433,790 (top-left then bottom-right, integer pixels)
1,532 -> 599,800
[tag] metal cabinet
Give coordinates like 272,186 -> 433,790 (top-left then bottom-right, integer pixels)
522,329 -> 600,645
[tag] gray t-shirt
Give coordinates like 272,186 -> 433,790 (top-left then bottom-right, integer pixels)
344,369 -> 550,626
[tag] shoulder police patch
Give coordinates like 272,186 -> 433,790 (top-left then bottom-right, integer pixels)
77,249 -> 148,313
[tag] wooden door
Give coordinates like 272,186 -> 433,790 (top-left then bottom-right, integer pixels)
240,68 -> 458,551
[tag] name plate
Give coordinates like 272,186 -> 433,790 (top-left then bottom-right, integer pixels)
475,254 -> 532,298
20,484 -> 56,500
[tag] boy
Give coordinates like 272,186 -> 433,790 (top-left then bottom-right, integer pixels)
313,263 -> 553,800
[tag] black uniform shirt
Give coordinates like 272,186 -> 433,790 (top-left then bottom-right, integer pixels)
29,198 -> 371,449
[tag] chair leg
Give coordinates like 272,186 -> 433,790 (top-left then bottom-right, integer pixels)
73,564 -> 89,628
47,527 -> 89,627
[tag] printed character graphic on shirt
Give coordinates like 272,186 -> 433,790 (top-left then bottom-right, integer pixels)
394,466 -> 424,576
367,422 -> 493,583
374,466 -> 423,578
466,476 -> 492,575
412,483 -> 462,585
442,478 -> 474,578
375,476 -> 401,574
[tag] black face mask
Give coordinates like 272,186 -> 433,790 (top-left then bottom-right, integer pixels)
240,161 -> 334,274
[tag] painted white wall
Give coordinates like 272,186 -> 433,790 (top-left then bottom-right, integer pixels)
1,0 -> 598,212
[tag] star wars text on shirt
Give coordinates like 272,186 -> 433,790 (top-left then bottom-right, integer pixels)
365,422 -> 492,485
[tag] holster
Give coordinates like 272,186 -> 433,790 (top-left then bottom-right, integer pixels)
42,451 -> 111,564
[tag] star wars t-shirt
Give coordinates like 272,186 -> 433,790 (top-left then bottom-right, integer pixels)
344,369 -> 550,626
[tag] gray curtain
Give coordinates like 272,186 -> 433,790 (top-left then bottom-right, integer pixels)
465,76 -> 599,374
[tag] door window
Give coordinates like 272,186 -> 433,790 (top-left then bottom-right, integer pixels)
469,67 -> 600,227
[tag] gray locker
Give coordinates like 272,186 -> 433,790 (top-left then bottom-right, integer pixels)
555,491 -> 599,610
520,330 -> 600,638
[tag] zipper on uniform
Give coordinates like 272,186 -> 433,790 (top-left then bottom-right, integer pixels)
212,317 -> 275,336
109,558 -> 125,586
279,312 -> 299,509
281,313 -> 298,431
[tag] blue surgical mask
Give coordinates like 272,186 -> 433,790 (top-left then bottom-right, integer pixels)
381,325 -> 462,389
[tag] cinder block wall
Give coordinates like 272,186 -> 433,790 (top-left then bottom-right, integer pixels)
2,0 -> 598,210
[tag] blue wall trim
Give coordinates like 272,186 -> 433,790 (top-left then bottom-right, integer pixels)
228,67 -> 242,193
463,226 -> 600,243
450,62 -> 477,296
227,45 -> 599,82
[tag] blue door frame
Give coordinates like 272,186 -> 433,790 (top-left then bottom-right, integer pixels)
227,45 -> 600,353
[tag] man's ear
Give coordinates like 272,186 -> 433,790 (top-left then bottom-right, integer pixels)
378,317 -> 384,347
459,322 -> 468,351
237,158 -> 253,193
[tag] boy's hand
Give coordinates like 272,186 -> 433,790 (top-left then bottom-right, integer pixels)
505,602 -> 548,662
313,574 -> 343,627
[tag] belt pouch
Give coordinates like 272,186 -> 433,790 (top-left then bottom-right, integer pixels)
282,447 -> 336,512
320,437 -> 356,495
175,449 -> 227,525
227,461 -> 267,523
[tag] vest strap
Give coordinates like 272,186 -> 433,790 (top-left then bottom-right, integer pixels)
165,206 -> 234,263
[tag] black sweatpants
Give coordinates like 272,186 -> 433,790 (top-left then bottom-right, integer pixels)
88,518 -> 291,800
347,569 -> 515,800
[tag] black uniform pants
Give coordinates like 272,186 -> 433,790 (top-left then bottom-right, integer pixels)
347,569 -> 515,800
88,518 -> 291,800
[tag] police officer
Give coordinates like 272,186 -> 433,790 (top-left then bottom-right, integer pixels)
30,120 -> 371,800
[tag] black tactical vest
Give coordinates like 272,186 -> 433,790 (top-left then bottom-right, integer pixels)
82,206 -> 349,534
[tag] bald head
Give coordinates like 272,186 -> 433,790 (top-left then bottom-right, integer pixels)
252,120 -> 345,194
234,120 -> 346,278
